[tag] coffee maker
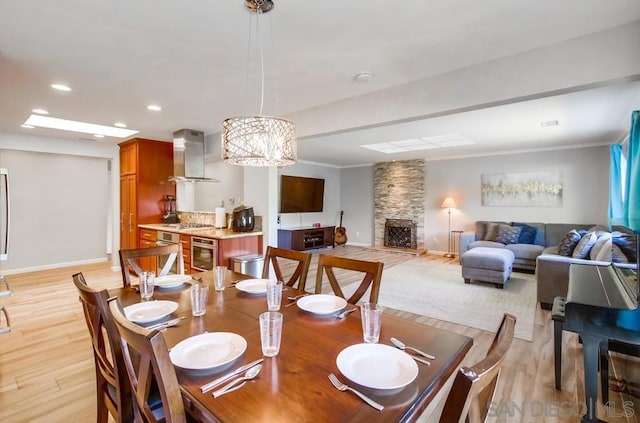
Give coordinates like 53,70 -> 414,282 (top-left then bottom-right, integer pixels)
162,195 -> 179,223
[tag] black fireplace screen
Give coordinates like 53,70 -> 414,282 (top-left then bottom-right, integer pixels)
384,219 -> 417,249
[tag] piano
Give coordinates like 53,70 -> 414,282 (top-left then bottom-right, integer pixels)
565,262 -> 639,422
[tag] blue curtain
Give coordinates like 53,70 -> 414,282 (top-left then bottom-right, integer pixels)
624,110 -> 640,231
609,144 -> 623,225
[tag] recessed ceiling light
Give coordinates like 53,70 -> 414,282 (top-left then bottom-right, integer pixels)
23,114 -> 139,138
114,122 -> 127,128
354,72 -> 374,82
94,134 -> 105,138
147,104 -> 162,111
51,83 -> 72,92
32,108 -> 49,115
540,120 -> 559,127
21,124 -> 34,129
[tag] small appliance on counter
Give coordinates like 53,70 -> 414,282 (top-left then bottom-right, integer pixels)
232,205 -> 255,232
162,195 -> 179,224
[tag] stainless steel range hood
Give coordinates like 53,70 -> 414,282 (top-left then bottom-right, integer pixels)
169,129 -> 219,182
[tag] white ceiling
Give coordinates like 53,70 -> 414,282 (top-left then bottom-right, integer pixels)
1,0 -> 640,167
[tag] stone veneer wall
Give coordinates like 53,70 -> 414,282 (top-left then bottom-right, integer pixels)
374,159 -> 426,248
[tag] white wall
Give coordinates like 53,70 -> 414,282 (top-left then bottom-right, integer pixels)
424,146 -> 610,253
340,166 -> 375,245
277,162 -> 342,230
0,132 -> 116,273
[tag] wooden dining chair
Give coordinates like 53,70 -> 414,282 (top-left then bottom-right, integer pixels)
72,272 -> 133,423
262,246 -> 312,290
108,297 -> 187,423
314,254 -> 384,304
438,313 -> 517,423
119,244 -> 184,288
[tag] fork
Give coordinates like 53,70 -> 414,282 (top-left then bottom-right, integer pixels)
336,308 -> 357,319
328,373 -> 384,411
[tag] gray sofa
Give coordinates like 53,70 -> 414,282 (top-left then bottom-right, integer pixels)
537,227 -> 637,309
460,221 -> 610,309
460,221 -> 595,271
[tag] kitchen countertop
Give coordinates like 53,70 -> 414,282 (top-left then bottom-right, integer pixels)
138,223 -> 263,239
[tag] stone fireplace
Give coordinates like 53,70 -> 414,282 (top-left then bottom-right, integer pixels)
374,159 -> 425,250
384,219 -> 417,249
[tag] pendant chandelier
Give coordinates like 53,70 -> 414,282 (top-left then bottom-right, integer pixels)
222,0 -> 297,167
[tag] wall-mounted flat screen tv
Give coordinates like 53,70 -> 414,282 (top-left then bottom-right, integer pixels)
279,175 -> 325,213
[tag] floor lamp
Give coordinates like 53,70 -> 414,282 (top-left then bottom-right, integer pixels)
441,197 -> 457,258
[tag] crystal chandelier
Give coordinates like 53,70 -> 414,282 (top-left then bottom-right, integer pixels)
222,0 -> 297,167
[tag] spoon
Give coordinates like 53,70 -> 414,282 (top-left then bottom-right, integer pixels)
212,364 -> 262,398
390,337 -> 436,360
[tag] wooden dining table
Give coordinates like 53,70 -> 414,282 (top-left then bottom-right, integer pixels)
114,270 -> 473,422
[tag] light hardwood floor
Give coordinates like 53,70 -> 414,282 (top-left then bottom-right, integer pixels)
0,248 -> 638,422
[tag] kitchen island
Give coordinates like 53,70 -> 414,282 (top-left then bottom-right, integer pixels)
138,223 -> 263,273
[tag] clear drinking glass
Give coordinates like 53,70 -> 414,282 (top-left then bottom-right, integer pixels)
139,271 -> 155,300
190,283 -> 209,316
259,311 -> 283,357
214,265 -> 227,291
361,302 -> 383,343
266,280 -> 283,311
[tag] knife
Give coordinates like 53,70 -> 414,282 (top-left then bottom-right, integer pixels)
200,358 -> 264,393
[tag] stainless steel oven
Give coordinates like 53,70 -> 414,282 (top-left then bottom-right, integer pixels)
156,231 -> 181,275
191,236 -> 217,272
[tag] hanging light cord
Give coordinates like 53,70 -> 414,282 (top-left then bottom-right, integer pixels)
256,0 -> 265,115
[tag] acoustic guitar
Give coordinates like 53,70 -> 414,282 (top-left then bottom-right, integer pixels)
335,210 -> 347,245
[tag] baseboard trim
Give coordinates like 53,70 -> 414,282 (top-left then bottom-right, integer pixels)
0,257 -> 109,275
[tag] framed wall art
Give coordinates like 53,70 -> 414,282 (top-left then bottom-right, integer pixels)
481,171 -> 563,207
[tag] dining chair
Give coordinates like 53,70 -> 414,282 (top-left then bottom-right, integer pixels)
119,244 -> 184,288
262,246 -> 312,290
108,297 -> 187,423
72,272 -> 133,423
438,313 -> 516,423
314,254 -> 384,304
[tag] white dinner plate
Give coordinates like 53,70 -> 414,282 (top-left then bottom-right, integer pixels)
155,274 -> 192,288
296,294 -> 347,315
169,332 -> 247,370
123,300 -> 179,324
235,278 -> 269,294
336,343 -> 419,390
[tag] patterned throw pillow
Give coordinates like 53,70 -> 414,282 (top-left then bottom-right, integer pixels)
497,225 -> 522,245
612,232 -> 637,262
572,231 -> 597,259
512,222 -> 537,244
557,229 -> 582,256
612,244 -> 630,263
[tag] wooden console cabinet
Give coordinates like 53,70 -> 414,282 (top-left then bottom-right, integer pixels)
278,227 -> 335,251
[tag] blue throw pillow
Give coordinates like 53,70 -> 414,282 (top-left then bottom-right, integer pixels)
512,222 -> 537,244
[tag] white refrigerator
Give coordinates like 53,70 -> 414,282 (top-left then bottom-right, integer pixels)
0,167 -> 11,334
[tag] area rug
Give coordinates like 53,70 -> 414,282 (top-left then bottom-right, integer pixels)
374,260 -> 536,341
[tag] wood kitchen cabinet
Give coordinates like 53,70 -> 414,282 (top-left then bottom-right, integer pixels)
180,234 -> 192,274
138,229 -> 157,272
119,138 -> 174,250
218,235 -> 264,268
